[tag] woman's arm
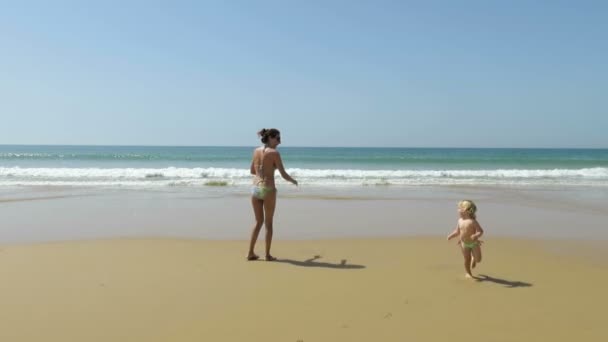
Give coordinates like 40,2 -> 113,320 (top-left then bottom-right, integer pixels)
250,151 -> 256,175
274,152 -> 297,185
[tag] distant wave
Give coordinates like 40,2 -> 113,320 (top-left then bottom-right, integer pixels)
0,153 -> 150,160
1,167 -> 607,187
2,148 -> 608,167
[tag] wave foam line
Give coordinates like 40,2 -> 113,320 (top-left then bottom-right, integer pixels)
1,167 -> 607,180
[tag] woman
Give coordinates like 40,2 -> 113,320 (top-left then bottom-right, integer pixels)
247,128 -> 298,261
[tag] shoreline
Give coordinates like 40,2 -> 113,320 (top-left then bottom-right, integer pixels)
1,185 -> 607,244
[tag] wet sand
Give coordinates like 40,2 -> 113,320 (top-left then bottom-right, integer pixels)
1,185 -> 607,243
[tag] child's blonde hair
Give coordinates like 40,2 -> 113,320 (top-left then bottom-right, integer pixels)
458,200 -> 477,219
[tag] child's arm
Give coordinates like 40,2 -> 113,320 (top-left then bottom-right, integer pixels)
446,225 -> 459,241
470,220 -> 484,240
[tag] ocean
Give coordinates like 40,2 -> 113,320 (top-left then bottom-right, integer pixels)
1,145 -> 607,189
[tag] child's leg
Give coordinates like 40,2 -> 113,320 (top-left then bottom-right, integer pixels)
460,244 -> 473,278
471,244 -> 482,269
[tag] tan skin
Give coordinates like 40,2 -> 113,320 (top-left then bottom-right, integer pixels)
447,207 -> 484,278
247,134 -> 297,261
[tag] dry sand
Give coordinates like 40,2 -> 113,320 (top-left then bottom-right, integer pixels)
1,237 -> 606,341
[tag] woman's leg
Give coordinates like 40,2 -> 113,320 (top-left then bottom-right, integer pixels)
247,196 -> 264,260
263,190 -> 277,260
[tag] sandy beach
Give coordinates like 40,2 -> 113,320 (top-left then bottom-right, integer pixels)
0,236 -> 607,341
3,0 -> 607,339
1,187 -> 608,341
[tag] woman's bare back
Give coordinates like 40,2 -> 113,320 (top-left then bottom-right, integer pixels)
252,147 -> 278,188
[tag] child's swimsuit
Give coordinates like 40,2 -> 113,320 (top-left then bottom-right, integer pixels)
461,240 -> 479,249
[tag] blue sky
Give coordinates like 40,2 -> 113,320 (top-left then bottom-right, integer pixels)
1,0 -> 606,147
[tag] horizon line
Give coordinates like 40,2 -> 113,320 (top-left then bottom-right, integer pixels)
0,143 -> 607,150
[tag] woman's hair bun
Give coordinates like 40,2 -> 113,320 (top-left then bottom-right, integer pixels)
257,128 -> 280,144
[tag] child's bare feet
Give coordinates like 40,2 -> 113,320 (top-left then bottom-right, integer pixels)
246,253 -> 259,261
265,255 -> 277,261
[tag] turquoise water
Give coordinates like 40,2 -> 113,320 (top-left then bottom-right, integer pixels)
1,145 -> 607,187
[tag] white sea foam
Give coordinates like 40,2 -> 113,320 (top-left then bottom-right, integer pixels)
0,167 -> 607,187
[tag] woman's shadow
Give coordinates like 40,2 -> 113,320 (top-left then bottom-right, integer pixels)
275,255 -> 365,269
475,274 -> 532,288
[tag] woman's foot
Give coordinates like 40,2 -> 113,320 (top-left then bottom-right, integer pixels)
247,253 -> 260,261
265,255 -> 277,261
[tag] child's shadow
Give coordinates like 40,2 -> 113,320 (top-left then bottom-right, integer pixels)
476,274 -> 533,288
275,255 -> 365,269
